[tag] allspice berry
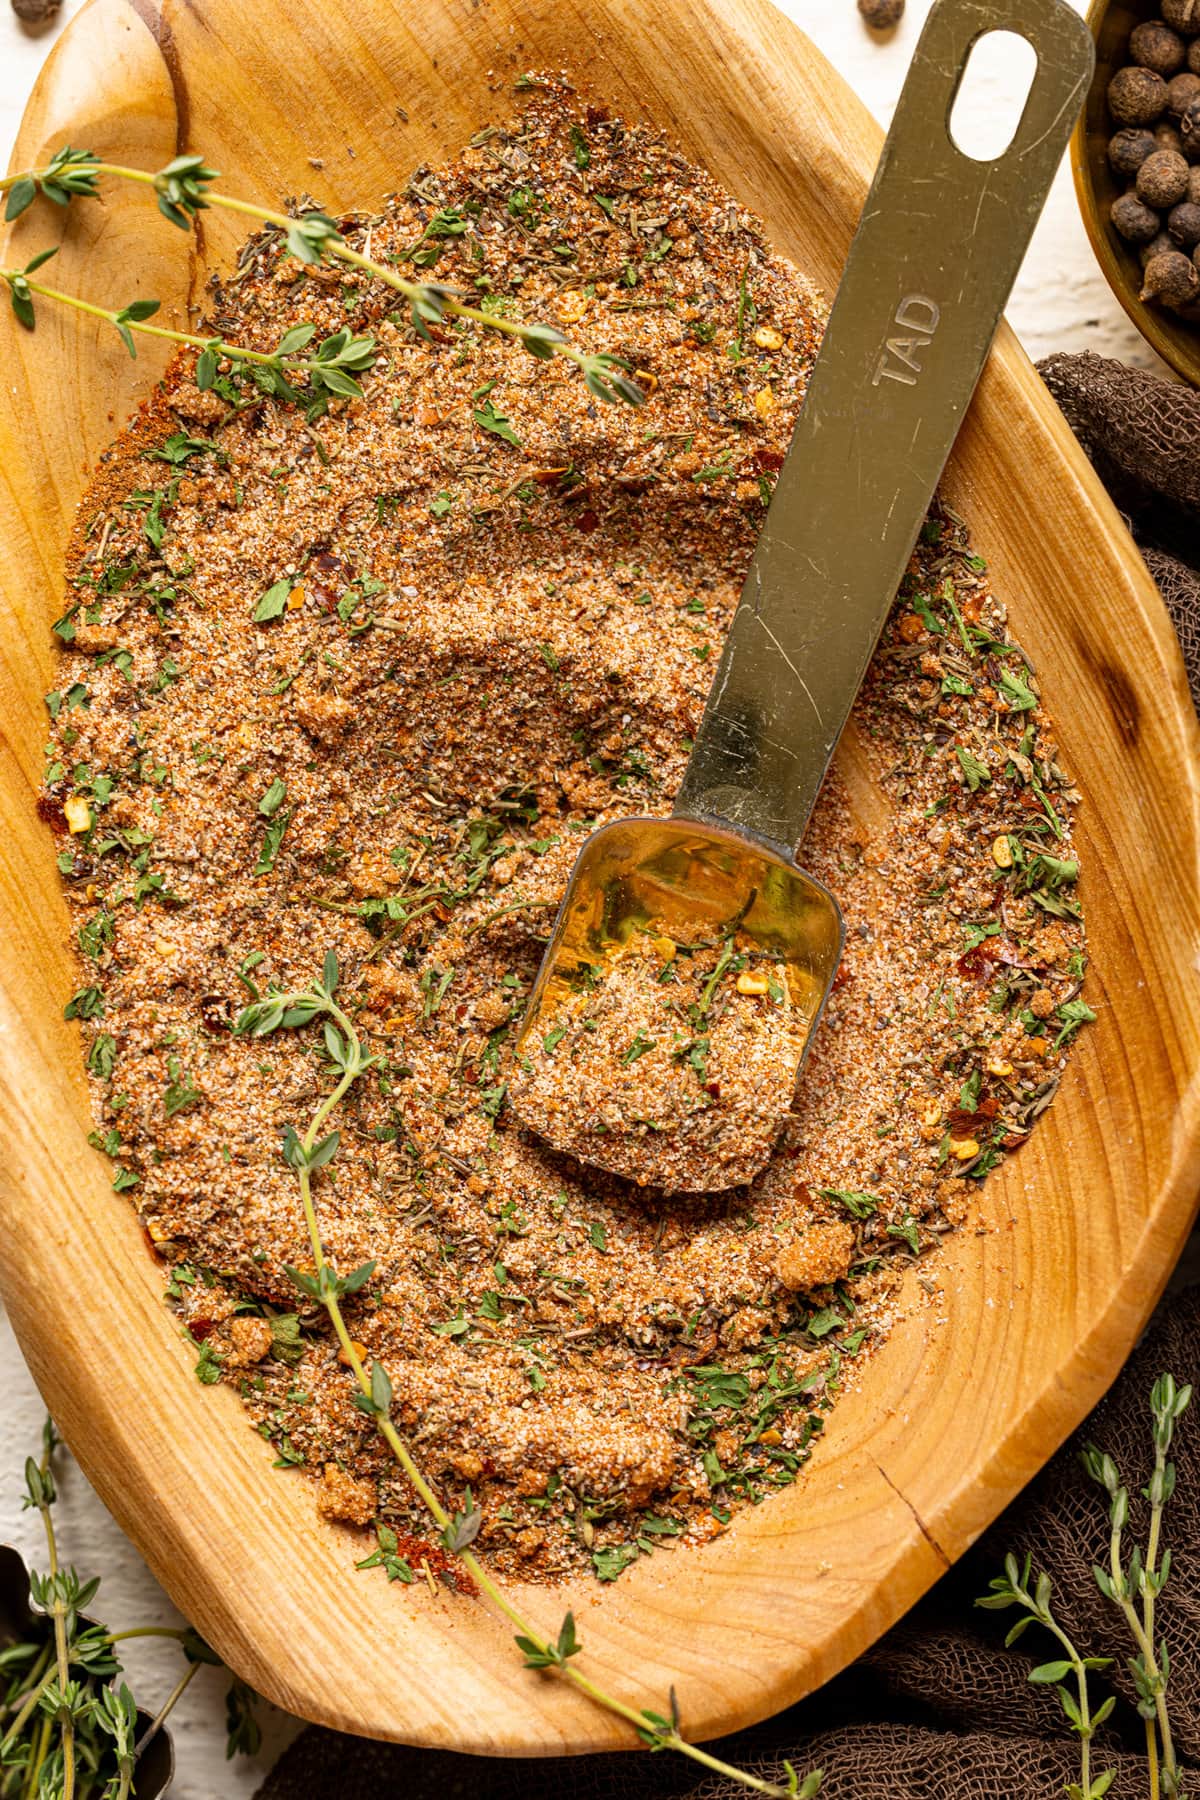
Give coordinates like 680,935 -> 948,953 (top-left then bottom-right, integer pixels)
1163,0 -> 1200,33
1156,120 -> 1185,153
1140,228 -> 1177,266
1109,127 -> 1157,175
1190,37 -> 1200,71
858,0 -> 904,29
10,0 -> 62,17
1167,70 -> 1200,113
1112,190 -> 1164,242
1169,199 -> 1200,245
1131,19 -> 1186,75
1141,247 -> 1200,306
1137,147 -> 1191,205
1108,64 -> 1169,124
1190,165 -> 1200,201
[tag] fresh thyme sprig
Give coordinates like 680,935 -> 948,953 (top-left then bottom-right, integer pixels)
984,1374 -> 1193,1800
977,1552 -> 1116,1800
1,149 -> 643,407
233,957 -> 819,1800
0,247 -> 378,405
1081,1375 -> 1193,1800
2,1417 -> 258,1799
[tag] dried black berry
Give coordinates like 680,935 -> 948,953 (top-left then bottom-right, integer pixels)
858,0 -> 904,28
1137,147 -> 1191,205
1156,120 -> 1186,153
1140,228 -> 1177,267
1108,64 -> 1169,124
10,0 -> 62,17
1111,190 -> 1164,242
1190,165 -> 1200,202
1164,0 -> 1200,33
1109,127 -> 1157,175
1167,70 -> 1200,113
1131,19 -> 1186,75
1190,37 -> 1200,72
1141,247 -> 1200,306
1169,199 -> 1200,246
1182,96 -> 1200,157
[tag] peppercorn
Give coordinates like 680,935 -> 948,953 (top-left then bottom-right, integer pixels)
1109,127 -> 1157,175
1108,64 -> 1169,124
1141,247 -> 1200,306
1182,96 -> 1200,154
1111,190 -> 1164,242
858,0 -> 904,27
1164,0 -> 1200,32
1137,147 -> 1191,205
1156,120 -> 1185,153
1140,228 -> 1177,267
10,0 -> 61,17
1169,199 -> 1200,245
1167,70 -> 1200,113
1191,37 -> 1200,71
1190,165 -> 1200,201
1131,19 -> 1186,74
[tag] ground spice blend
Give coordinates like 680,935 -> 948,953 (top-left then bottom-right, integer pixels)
43,87 -> 1089,1589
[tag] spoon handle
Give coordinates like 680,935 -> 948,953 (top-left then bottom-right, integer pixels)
674,0 -> 1093,857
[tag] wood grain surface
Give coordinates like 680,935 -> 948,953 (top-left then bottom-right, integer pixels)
1,0 -> 1198,1755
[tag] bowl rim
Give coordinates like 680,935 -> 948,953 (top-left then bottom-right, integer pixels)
2,0 -> 1200,1757
1071,0 -> 1200,386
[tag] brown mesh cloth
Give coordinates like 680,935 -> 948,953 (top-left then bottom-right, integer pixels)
256,354 -> 1200,1800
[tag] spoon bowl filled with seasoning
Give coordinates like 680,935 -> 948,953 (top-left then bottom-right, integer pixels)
512,815 -> 842,1189
0,0 -> 1199,1764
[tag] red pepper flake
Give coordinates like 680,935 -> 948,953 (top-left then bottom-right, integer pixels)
36,794 -> 67,833
389,1528 -> 477,1594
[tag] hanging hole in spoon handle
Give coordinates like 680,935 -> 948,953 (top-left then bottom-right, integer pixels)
673,0 -> 1096,859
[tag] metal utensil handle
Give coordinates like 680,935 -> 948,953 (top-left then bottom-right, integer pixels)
674,0 -> 1094,857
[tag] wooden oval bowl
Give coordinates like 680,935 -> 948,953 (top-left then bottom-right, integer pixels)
1072,0 -> 1200,386
2,0 -> 1199,1756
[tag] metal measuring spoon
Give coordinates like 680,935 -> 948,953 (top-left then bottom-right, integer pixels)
510,0 -> 1094,1192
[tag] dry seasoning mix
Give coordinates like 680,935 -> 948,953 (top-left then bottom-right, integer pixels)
44,89 -> 1089,1589
510,917 -> 817,1192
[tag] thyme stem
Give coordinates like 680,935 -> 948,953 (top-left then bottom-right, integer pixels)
0,1661 -> 55,1766
20,1713 -> 50,1800
133,1658 -> 199,1762
1143,1435 -> 1178,1800
0,269 -> 369,381
1,157 -> 641,401
260,976 -> 804,1800
33,1441 -> 75,1800
1041,1614 -> 1094,1799
1110,1520 -> 1178,1795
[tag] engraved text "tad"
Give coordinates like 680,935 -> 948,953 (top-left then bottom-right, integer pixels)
872,294 -> 941,388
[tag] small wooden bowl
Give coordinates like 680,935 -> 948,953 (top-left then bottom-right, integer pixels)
1072,0 -> 1200,385
1,0 -> 1200,1757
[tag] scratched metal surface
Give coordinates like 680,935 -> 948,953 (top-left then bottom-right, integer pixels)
677,0 -> 1093,854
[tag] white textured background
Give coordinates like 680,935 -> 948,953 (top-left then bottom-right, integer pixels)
0,2 -> 1163,1794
